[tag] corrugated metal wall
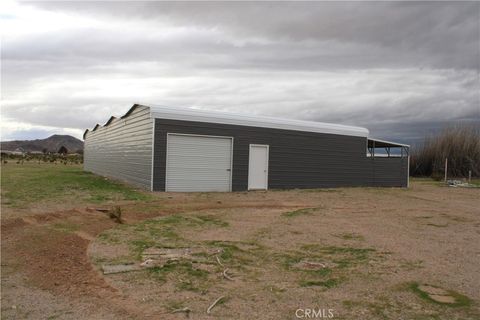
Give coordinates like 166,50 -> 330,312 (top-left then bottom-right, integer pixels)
370,157 -> 409,187
84,106 -> 153,189
152,118 -> 408,191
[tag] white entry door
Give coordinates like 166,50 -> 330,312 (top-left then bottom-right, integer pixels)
248,144 -> 269,190
166,134 -> 233,192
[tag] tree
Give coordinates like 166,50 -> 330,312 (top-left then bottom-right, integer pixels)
58,146 -> 68,154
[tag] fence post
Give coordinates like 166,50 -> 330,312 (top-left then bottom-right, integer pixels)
444,158 -> 448,182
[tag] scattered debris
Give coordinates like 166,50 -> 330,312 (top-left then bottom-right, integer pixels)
88,206 -> 124,223
447,180 -> 478,188
172,307 -> 191,316
102,264 -> 142,274
222,268 -> 234,281
216,256 -> 224,267
109,206 -> 123,224
104,247 -> 226,275
415,284 -> 458,305
208,248 -> 223,256
207,296 -> 225,314
139,247 -> 224,270
140,259 -> 155,267
429,294 -> 456,304
418,285 -> 449,296
293,260 -> 330,270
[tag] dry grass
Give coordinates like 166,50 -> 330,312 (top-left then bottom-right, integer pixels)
410,124 -> 480,178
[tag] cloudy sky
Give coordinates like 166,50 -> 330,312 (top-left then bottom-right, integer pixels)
1,1 -> 479,144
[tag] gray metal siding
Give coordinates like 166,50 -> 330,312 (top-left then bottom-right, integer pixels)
84,106 -> 153,189
153,118 -> 408,191
370,157 -> 409,187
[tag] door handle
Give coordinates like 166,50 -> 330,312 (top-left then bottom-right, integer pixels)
226,169 -> 231,171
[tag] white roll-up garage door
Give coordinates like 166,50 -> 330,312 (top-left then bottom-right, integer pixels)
166,133 -> 233,192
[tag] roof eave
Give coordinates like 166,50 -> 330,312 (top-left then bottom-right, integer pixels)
146,103 -> 369,138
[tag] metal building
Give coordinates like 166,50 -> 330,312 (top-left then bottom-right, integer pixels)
83,104 -> 409,191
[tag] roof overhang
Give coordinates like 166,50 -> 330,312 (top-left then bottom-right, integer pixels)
368,138 -> 410,148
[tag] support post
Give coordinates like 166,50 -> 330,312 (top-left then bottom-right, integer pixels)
468,170 -> 472,183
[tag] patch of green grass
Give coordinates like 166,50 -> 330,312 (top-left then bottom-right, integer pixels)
135,222 -> 181,242
140,213 -> 228,228
148,261 -> 210,292
100,213 -> 231,263
278,251 -> 343,288
97,231 -> 122,244
299,278 -> 341,288
206,241 -> 244,261
129,213 -> 229,250
148,263 -> 177,283
0,163 -> 151,207
130,239 -> 157,259
276,251 -> 304,270
51,222 -> 79,233
279,246 -> 376,272
282,207 -> 320,218
310,267 -> 332,277
205,240 -> 263,270
408,282 -> 473,307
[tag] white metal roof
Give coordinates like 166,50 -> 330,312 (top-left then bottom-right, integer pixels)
141,104 -> 369,138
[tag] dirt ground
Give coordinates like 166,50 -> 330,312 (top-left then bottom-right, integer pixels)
1,180 -> 479,319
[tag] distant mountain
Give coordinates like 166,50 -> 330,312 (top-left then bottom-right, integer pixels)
1,135 -> 83,154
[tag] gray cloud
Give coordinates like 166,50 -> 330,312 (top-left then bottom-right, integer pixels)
2,1 -> 479,143
27,1 -> 480,69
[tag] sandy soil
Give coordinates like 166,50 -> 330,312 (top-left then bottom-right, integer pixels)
1,182 -> 479,319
